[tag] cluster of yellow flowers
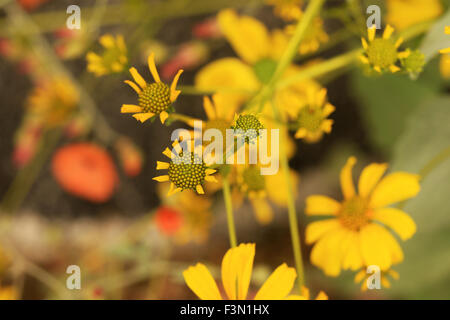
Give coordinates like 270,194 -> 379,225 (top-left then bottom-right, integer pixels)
83,0 -> 447,300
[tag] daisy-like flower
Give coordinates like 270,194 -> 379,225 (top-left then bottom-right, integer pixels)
121,52 -> 183,124
183,243 -> 301,300
293,87 -> 334,143
305,156 -> 420,276
195,9 -> 321,119
231,113 -> 265,144
354,267 -> 399,291
360,25 -> 409,74
266,0 -> 303,22
386,0 -> 443,31
86,34 -> 128,77
153,139 -> 217,196
27,77 -> 79,127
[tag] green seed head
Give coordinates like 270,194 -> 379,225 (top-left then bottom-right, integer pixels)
401,50 -> 425,74
139,82 -> 171,114
168,152 -> 206,190
232,114 -> 264,143
297,107 -> 323,132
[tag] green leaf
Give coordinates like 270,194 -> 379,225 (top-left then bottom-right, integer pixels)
418,10 -> 450,62
388,96 -> 450,299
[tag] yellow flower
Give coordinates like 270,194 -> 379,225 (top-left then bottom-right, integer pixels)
27,77 -> 79,127
285,18 -> 329,55
121,52 -> 183,124
354,267 -> 399,291
153,139 -> 217,196
195,9 -> 320,119
386,0 -> 443,31
293,87 -> 334,143
266,0 -> 303,21
183,243 -> 299,300
360,25 -> 409,74
440,27 -> 450,79
86,34 -> 128,76
305,156 -> 420,276
157,183 -> 213,244
0,286 -> 17,300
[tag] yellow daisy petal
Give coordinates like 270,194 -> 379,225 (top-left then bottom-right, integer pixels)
170,69 -> 183,102
395,37 -> 404,48
148,52 -> 161,83
156,161 -> 169,170
322,103 -> 335,117
250,198 -> 273,224
370,172 -> 420,208
121,104 -> 143,113
361,37 -> 368,50
310,228 -> 348,276
372,208 -> 416,240
305,219 -> 341,244
205,175 -> 218,182
124,80 -> 142,94
162,147 -> 173,159
205,169 -> 216,175
159,111 -> 169,124
196,185 -> 205,194
389,65 -> 400,73
383,25 -> 395,39
183,263 -> 222,300
305,195 -> 341,216
340,156 -> 356,200
254,264 -> 296,300
368,26 -> 376,42
358,163 -> 388,198
132,113 -> 154,123
99,34 -> 115,48
129,67 -> 147,89
153,175 -> 169,182
294,128 -> 308,139
342,231 -> 363,271
359,55 -> 370,64
168,185 -> 182,196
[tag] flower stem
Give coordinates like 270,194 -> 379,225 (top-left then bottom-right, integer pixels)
222,177 -> 237,248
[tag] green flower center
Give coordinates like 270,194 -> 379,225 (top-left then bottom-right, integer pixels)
401,50 -> 425,73
232,114 -> 264,143
297,107 -> 323,132
253,58 -> 277,84
338,196 -> 369,230
242,166 -> 265,192
139,82 -> 171,114
367,38 -> 398,69
168,152 -> 206,190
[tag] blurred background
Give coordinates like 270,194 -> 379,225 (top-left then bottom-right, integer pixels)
0,0 -> 449,299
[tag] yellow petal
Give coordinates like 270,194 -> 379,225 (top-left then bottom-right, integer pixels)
132,113 -> 154,123
205,175 -> 218,182
196,185 -> 205,194
341,231 -> 363,271
147,52 -> 161,83
156,161 -> 169,170
354,269 -> 366,283
294,128 -> 308,139
395,37 -> 404,48
183,263 -> 222,300
389,65 -> 400,73
370,172 -> 420,208
217,9 -> 268,64
372,208 -> 416,241
250,198 -> 273,225
359,55 -> 370,64
159,111 -> 169,124
305,195 -> 341,216
358,163 -> 388,198
99,34 -> 115,48
162,147 -> 173,159
368,25 -> 376,42
440,48 -> 450,54
168,185 -> 182,196
121,104 -> 142,113
205,168 -> 216,175
321,119 -> 333,134
153,175 -> 169,182
222,243 -> 255,300
315,291 -> 328,300
254,264 -> 296,300
170,69 -> 183,102
374,65 -> 382,73
383,25 -> 395,39
124,80 -> 141,94
129,67 -> 147,89
305,219 -> 341,244
322,103 -> 335,117
203,96 -> 217,120
310,227 -> 348,276
340,156 -> 356,199
361,37 -> 368,50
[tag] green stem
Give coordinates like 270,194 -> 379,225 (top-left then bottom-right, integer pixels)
222,177 -> 237,248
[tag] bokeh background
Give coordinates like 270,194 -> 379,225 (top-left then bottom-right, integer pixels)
0,0 -> 449,299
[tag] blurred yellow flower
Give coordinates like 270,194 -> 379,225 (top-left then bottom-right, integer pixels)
183,243 -> 299,299
285,18 -> 328,55
86,34 -> 128,76
354,267 -> 399,291
121,52 -> 183,124
305,156 -> 420,276
195,9 -> 321,119
153,139 -> 217,196
386,0 -> 443,31
27,77 -> 79,127
360,25 -> 409,74
266,0 -> 303,21
293,87 -> 334,143
0,286 -> 17,300
287,285 -> 328,300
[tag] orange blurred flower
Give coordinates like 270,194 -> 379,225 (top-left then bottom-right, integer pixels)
155,206 -> 183,236
114,137 -> 143,177
17,0 -> 50,11
52,143 -> 118,203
